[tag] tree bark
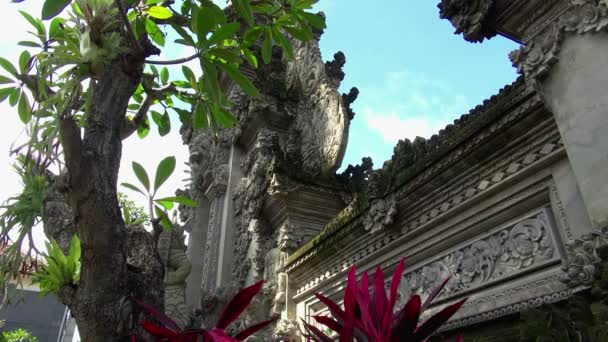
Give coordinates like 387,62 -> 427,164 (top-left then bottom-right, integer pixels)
52,56 -> 163,341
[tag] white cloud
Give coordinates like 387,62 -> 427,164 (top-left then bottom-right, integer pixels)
359,69 -> 470,144
363,107 -> 447,143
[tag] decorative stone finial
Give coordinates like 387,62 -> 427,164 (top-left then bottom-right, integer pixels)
438,0 -> 497,43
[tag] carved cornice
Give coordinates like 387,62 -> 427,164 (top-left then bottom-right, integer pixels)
510,0 -> 608,83
438,0 -> 497,42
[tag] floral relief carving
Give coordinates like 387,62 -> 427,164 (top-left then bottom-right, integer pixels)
363,196 -> 398,234
397,211 -> 556,307
510,0 -> 608,82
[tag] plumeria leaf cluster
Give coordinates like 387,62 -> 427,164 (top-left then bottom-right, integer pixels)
303,259 -> 466,341
0,156 -> 48,293
134,280 -> 277,341
32,235 -> 81,296
0,0 -> 323,275
121,156 -> 197,229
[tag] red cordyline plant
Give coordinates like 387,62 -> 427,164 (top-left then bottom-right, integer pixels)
134,280 -> 277,341
302,259 -> 467,342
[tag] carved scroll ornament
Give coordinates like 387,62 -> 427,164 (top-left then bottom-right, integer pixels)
397,213 -> 556,307
510,0 -> 608,83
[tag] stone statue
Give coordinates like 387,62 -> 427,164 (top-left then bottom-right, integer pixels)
263,224 -> 299,315
158,224 -> 192,328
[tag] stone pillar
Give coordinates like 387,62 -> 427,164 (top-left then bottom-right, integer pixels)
216,145 -> 242,287
511,1 -> 608,230
201,175 -> 227,292
186,194 -> 210,307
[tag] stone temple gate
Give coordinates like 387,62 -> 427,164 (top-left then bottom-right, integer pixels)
170,0 -> 608,340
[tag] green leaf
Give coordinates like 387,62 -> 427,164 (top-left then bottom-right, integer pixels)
68,235 -> 81,262
18,93 -> 31,124
244,26 -> 264,44
42,0 -> 72,20
137,115 -> 150,139
160,67 -> 169,84
210,104 -> 236,128
233,0 -> 254,25
155,199 -> 175,210
19,10 -> 46,37
202,60 -> 221,103
132,162 -> 150,192
208,22 -> 240,46
174,108 -> 191,126
121,182 -> 148,198
284,25 -> 313,42
156,196 -> 198,207
9,88 -> 20,106
182,65 -> 196,86
196,7 -> 215,39
145,18 -> 165,46
154,156 -> 176,193
261,29 -> 273,64
18,41 -> 42,48
272,27 -> 293,59
241,48 -> 258,69
0,57 -> 18,77
216,62 -> 259,97
49,18 -> 66,38
155,206 -> 173,229
152,110 -> 171,136
193,102 -> 208,129
19,51 -> 32,74
301,12 -> 326,30
0,87 -> 15,102
147,6 -> 173,19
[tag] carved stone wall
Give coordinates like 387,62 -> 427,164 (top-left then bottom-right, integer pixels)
182,27 -> 354,339
285,70 -> 595,335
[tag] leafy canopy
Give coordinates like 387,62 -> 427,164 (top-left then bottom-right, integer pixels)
0,0 -> 324,297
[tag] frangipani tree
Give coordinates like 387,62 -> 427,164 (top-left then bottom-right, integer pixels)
0,0 -> 324,340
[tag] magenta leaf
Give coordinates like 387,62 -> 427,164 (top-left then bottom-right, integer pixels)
216,280 -> 264,329
392,294 -> 421,339
412,298 -> 467,341
134,298 -> 180,330
234,316 -> 279,341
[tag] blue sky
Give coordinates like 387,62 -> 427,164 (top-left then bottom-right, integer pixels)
0,1 -> 519,225
317,0 -> 519,169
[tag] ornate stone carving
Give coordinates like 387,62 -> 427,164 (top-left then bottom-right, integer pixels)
438,0 -> 497,43
158,225 -> 192,328
510,0 -> 608,82
263,224 -> 299,315
286,38 -> 350,178
559,226 -> 608,287
363,196 -> 398,234
397,212 -> 556,306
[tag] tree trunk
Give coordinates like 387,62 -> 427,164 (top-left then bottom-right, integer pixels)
53,57 -> 163,341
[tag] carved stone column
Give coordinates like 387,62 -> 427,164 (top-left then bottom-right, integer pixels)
510,0 -> 608,230
185,195 -> 210,308
201,172 -> 228,292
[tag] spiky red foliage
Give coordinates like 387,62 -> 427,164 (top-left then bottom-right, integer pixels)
135,280 -> 277,341
303,259 -> 466,342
